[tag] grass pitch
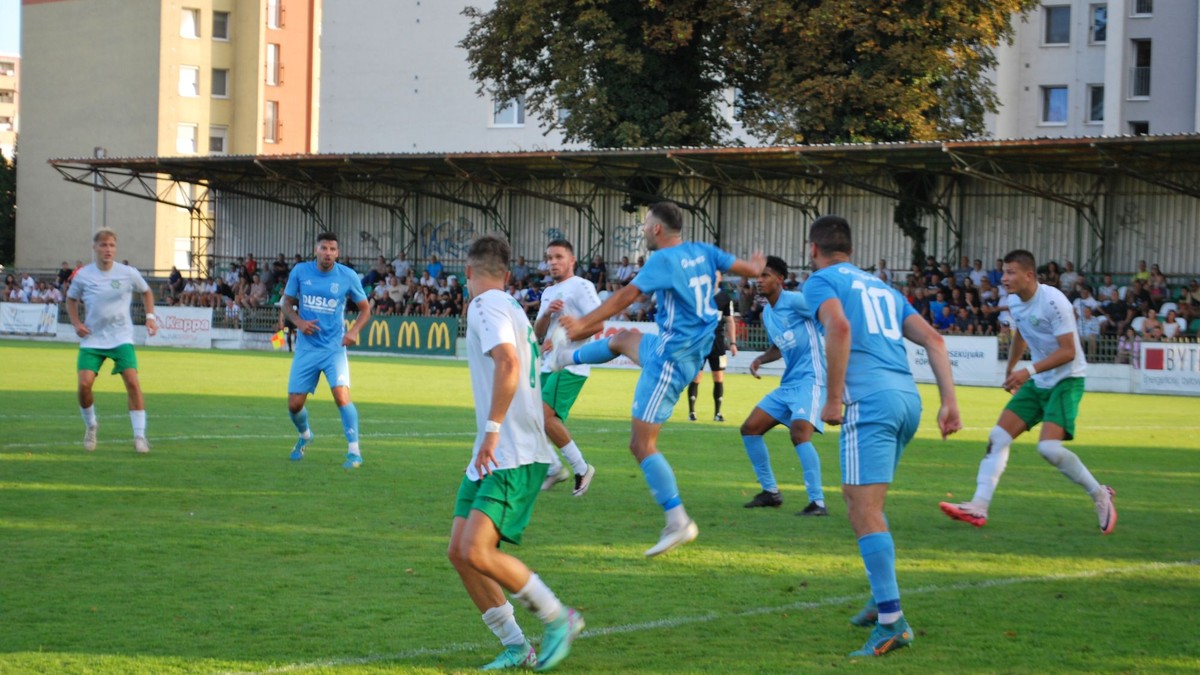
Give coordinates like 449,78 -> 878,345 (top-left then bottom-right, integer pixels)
1,340 -> 1198,674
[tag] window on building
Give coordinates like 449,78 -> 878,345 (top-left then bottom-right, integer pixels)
212,68 -> 229,98
176,124 -> 198,154
1089,4 -> 1107,42
266,44 -> 280,86
0,61 -> 14,75
1041,86 -> 1068,124
1129,121 -> 1149,135
1130,39 -> 1151,97
0,89 -> 14,103
264,101 -> 279,143
1086,85 -> 1105,123
173,237 -> 193,271
209,125 -> 228,154
179,66 -> 200,97
492,97 -> 525,127
213,11 -> 230,40
267,0 -> 282,29
1044,5 -> 1071,44
1131,0 -> 1152,16
0,116 -> 13,131
181,8 -> 200,38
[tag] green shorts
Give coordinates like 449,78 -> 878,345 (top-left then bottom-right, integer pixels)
1005,376 -> 1085,441
540,370 -> 588,421
77,345 -> 139,375
454,463 -> 549,545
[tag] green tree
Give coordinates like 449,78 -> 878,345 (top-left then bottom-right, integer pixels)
0,151 -> 14,266
461,0 -> 1037,147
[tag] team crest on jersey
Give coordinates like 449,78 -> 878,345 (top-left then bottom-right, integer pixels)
330,282 -> 340,294
110,280 -> 121,289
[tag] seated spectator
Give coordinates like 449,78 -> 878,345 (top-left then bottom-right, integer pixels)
519,281 -> 541,317
910,287 -> 930,322
431,292 -> 454,317
1072,286 -> 1101,321
1148,271 -> 1169,309
921,255 -> 939,282
1127,279 -> 1152,313
419,269 -> 436,289
1115,328 -> 1140,365
632,255 -> 644,276
1059,260 -> 1081,297
241,273 -> 268,309
987,258 -> 1004,287
951,306 -> 978,335
391,251 -> 412,280
511,255 -> 531,285
167,266 -> 185,298
586,255 -> 607,289
1162,309 -> 1184,340
1041,260 -> 1061,288
409,286 -> 428,316
615,256 -> 635,285
969,258 -> 986,288
1077,306 -> 1106,359
736,279 -> 755,319
934,305 -> 955,332
626,292 -> 652,322
1181,278 -> 1200,320
928,291 -> 948,322
1098,275 -> 1119,305
448,291 -> 464,317
426,254 -> 444,281
1139,308 -> 1164,341
271,254 -> 290,283
598,281 -> 616,303
446,274 -> 464,302
29,281 -> 53,303
244,253 -> 258,278
876,258 -> 895,286
1102,293 -> 1134,336
362,256 -> 389,287
785,272 -> 800,291
56,261 -> 73,290
536,256 -> 552,285
953,256 -> 972,286
1132,259 -> 1149,283
386,275 -> 407,309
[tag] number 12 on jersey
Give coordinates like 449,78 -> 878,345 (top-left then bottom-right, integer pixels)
688,274 -> 720,318
852,280 -> 902,340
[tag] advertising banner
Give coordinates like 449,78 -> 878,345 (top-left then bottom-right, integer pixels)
146,306 -> 214,348
1137,343 -> 1200,396
348,316 -> 458,356
588,320 -> 660,370
0,302 -> 58,335
905,335 -> 999,387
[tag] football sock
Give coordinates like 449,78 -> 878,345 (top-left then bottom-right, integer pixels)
80,405 -> 97,428
858,532 -> 902,624
1037,440 -> 1100,494
129,410 -> 146,438
482,602 -> 526,647
559,440 -> 587,475
289,407 -> 310,435
338,403 -> 359,447
573,338 -> 617,365
974,426 -> 1013,503
640,453 -> 682,510
664,503 -> 690,529
514,573 -> 563,624
741,434 -> 778,492
713,382 -> 724,414
794,441 -> 824,504
687,382 -> 699,413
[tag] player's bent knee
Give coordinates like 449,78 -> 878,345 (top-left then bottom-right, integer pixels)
1037,439 -> 1067,467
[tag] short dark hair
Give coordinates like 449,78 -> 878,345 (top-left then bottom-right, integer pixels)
765,256 -> 788,278
1003,249 -> 1036,271
317,232 -> 338,244
647,201 -> 684,232
808,215 -> 852,255
546,238 -> 574,254
468,234 -> 511,277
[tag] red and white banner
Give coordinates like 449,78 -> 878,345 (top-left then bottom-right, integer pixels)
146,306 -> 214,349
1137,343 -> 1200,396
588,320 -> 659,370
0,302 -> 58,335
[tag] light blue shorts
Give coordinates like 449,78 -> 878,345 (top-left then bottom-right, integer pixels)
840,390 -> 921,486
631,333 -> 703,424
288,347 -> 351,394
756,380 -> 826,433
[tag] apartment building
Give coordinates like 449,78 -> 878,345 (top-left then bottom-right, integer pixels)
0,52 -> 17,159
16,0 -> 321,272
988,0 -> 1200,138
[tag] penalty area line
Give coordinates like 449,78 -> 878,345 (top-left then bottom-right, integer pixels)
240,558 -> 1199,673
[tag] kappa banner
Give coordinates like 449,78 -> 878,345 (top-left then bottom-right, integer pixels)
146,306 -> 214,348
1138,343 -> 1200,396
0,302 -> 57,335
348,316 -> 458,356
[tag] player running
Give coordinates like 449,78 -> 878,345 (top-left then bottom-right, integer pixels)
550,200 -> 765,557
280,232 -> 371,468
940,249 -> 1116,534
741,256 -> 828,516
449,234 -> 583,671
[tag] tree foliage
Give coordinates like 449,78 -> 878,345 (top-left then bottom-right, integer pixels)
461,0 -> 1038,148
0,151 -> 14,266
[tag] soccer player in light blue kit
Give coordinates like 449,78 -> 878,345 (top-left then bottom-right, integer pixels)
551,201 -> 764,557
803,215 -> 960,657
741,256 -> 828,515
281,232 -> 372,469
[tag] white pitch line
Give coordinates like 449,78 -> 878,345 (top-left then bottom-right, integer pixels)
232,558 -> 1199,674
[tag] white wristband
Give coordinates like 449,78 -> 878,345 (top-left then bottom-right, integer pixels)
485,420 -> 502,434
145,313 -> 157,321
1025,363 -> 1037,377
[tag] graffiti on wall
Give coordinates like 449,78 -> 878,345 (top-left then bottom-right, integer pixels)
544,227 -> 565,243
420,216 -> 477,260
610,222 -> 645,257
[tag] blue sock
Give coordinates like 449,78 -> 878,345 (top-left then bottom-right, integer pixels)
794,441 -> 824,503
338,403 -> 359,446
289,407 -> 310,435
640,453 -> 682,510
858,531 -> 901,618
573,338 -> 618,365
741,435 -> 777,492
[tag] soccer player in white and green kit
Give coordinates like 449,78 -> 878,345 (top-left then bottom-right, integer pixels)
448,234 -> 583,672
533,239 -> 599,496
940,249 -> 1117,534
66,228 -> 158,454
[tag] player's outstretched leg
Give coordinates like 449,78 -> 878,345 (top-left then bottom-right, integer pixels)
941,425 -> 1012,527
1093,485 -> 1117,535
288,406 -> 312,461
640,452 -> 698,557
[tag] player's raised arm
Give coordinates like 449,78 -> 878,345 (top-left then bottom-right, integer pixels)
902,313 -> 961,439
560,282 -> 641,341
726,252 -> 767,280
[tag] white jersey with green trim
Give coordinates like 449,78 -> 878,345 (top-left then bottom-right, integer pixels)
66,263 -> 150,350
466,289 -> 553,481
537,275 -> 602,376
1007,283 -> 1087,387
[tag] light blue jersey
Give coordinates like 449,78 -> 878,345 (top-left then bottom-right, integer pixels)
762,290 -> 825,390
284,261 -> 367,352
803,262 -> 917,403
631,242 -> 736,362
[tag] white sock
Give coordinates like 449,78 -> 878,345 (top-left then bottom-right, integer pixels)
513,573 -> 563,624
482,601 -> 526,647
879,610 -> 904,625
1037,440 -> 1100,494
81,406 -> 97,428
558,441 -> 588,475
814,499 -> 825,507
129,410 -> 146,438
973,427 -> 1013,504
301,429 -> 312,440
665,504 -> 689,529
348,441 -> 360,455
